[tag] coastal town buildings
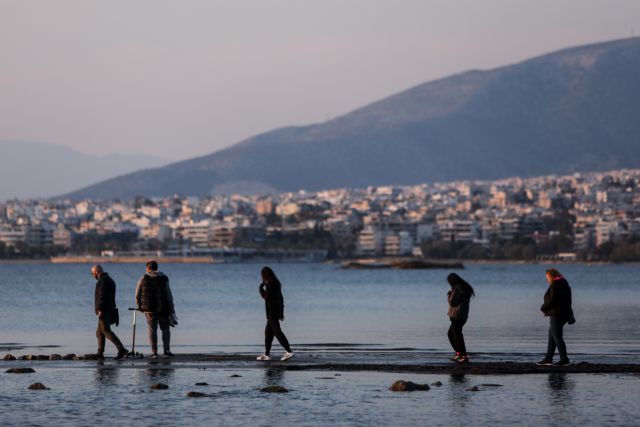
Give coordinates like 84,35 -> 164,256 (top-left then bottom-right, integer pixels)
1,169 -> 639,261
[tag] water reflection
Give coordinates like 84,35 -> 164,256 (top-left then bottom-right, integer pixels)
134,367 -> 175,385
95,367 -> 119,386
262,367 -> 286,386
546,372 -> 575,419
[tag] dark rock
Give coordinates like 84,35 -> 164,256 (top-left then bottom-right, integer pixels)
73,356 -> 84,361
229,374 -> 242,378
6,367 -> 35,374
36,355 -> 49,361
83,354 -> 99,360
150,383 -> 169,390
260,385 -> 289,393
195,382 -> 209,386
49,354 -> 62,361
389,380 -> 430,391
334,373 -> 341,376
28,382 -> 49,390
187,391 -> 207,398
431,381 -> 443,387
19,355 -> 29,361
3,354 -> 16,361
26,355 -> 37,361
315,377 -> 335,380
480,383 -> 503,387
63,354 -> 76,360
467,386 -> 480,392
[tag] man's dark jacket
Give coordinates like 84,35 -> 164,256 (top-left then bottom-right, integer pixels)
259,281 -> 284,319
139,273 -> 173,314
540,278 -> 573,317
95,273 -> 117,315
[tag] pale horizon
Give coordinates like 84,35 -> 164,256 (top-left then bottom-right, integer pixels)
1,0 -> 639,161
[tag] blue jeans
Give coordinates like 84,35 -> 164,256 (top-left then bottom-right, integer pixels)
545,316 -> 569,361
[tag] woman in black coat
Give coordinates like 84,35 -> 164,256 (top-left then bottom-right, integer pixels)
537,268 -> 573,366
446,273 -> 475,363
256,266 -> 294,361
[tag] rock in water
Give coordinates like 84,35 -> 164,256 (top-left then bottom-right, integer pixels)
19,355 -> 29,361
150,383 -> 169,390
83,354 -> 99,360
49,354 -> 62,361
36,355 -> 49,361
431,381 -> 443,387
6,368 -> 35,374
26,355 -> 37,361
260,385 -> 289,393
195,382 -> 208,386
389,380 -> 430,391
229,374 -> 242,378
63,354 -> 76,360
3,354 -> 16,361
28,382 -> 49,390
187,391 -> 207,397
467,386 -> 480,392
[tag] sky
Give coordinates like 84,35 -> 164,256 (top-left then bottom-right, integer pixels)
1,0 -> 639,162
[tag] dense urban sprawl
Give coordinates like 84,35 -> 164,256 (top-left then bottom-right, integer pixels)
1,169 -> 640,261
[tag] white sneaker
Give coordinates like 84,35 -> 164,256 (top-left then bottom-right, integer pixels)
256,353 -> 271,361
281,351 -> 294,361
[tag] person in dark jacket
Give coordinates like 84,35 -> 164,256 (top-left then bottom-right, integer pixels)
135,260 -> 176,358
537,268 -> 573,366
446,273 -> 474,363
256,267 -> 294,361
91,265 -> 128,360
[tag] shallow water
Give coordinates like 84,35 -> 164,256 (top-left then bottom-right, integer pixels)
1,262 -> 639,361
1,364 -> 639,426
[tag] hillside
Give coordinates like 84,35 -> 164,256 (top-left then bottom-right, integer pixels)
62,37 -> 640,200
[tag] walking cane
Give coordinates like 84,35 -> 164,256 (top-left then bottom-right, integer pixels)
127,308 -> 142,358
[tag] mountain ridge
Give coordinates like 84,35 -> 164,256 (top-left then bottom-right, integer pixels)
62,37 -> 640,200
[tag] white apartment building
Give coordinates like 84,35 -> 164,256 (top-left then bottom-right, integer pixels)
355,226 -> 385,256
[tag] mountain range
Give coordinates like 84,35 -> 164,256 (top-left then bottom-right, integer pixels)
63,37 -> 640,200
0,141 -> 166,201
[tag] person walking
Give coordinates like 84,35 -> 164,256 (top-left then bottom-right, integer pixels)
135,261 -> 176,358
91,265 -> 128,360
446,272 -> 474,363
537,268 -> 573,366
256,266 -> 294,361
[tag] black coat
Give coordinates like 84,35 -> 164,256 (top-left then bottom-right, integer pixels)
139,274 -> 172,314
541,278 -> 573,317
94,273 -> 117,315
259,281 -> 284,319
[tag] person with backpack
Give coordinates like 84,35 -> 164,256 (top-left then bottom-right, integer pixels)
446,272 -> 475,363
256,266 -> 294,361
537,268 -> 574,366
91,264 -> 128,360
135,260 -> 176,358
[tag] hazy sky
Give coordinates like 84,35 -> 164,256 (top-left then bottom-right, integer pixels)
1,0 -> 639,161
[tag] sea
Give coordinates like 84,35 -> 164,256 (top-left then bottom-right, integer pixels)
1,262 -> 639,426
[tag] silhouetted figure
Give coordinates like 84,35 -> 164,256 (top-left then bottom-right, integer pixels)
135,260 -> 176,358
91,265 -> 128,360
256,267 -> 294,361
537,268 -> 573,366
446,273 -> 475,363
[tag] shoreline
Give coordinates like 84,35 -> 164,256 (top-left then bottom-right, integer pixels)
4,354 -> 640,375
0,258 -> 639,266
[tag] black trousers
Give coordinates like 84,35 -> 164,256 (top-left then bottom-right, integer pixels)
96,313 -> 125,354
545,316 -> 569,361
447,318 -> 467,356
265,318 -> 291,354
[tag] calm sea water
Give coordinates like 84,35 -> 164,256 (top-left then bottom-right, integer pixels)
2,262 -> 640,426
1,262 -> 639,360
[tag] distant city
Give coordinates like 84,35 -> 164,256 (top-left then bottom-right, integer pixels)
1,169 -> 639,262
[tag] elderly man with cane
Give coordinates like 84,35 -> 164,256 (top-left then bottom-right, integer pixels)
91,264 -> 128,360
